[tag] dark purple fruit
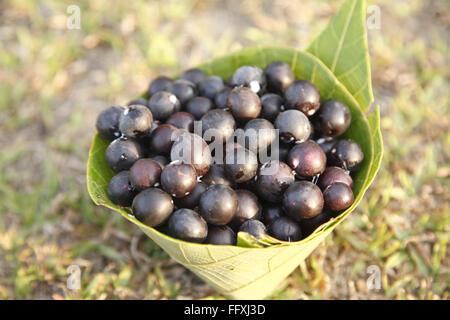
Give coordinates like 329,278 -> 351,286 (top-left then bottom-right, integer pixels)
229,65 -> 266,95
314,99 -> 351,137
317,166 -> 353,191
243,118 -> 276,154
300,210 -> 332,238
168,208 -> 208,243
255,160 -> 295,203
105,137 -> 144,172
186,96 -> 213,120
260,93 -> 283,122
132,188 -> 174,227
264,61 -> 295,93
201,109 -> 235,143
107,171 -> 137,207
239,220 -> 266,239
129,158 -> 162,191
96,105 -> 125,141
229,189 -> 262,230
148,91 -> 180,121
284,80 -> 321,116
160,161 -> 198,198
166,111 -> 195,132
170,132 -> 211,177
287,141 -> 326,177
282,181 -> 324,220
329,139 -> 364,171
174,182 -> 207,209
262,205 -> 284,226
205,225 -> 236,245
275,110 -> 312,143
148,76 -> 173,96
227,86 -> 261,122
199,184 -> 238,226
169,79 -> 197,106
278,143 -> 291,163
179,68 -> 207,86
198,76 -> 225,100
323,182 -> 354,212
149,124 -> 180,156
268,216 -> 302,242
201,164 -> 234,187
119,105 -> 153,138
214,87 -> 232,109
224,144 -> 258,183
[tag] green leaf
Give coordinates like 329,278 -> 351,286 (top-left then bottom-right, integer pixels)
86,0 -> 382,299
307,0 -> 373,111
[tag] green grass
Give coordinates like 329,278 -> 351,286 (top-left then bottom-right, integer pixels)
0,0 -> 448,299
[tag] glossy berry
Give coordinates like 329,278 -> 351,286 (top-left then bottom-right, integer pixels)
106,137 -> 143,172
300,210 -> 332,238
199,184 -> 238,226
174,182 -> 207,209
201,109 -> 235,143
166,111 -> 195,132
262,206 -> 284,226
186,96 -> 213,120
243,118 -> 276,153
205,226 -> 236,245
229,189 -> 262,230
129,158 -> 162,191
317,166 -> 353,191
229,65 -> 266,95
168,208 -> 208,243
169,79 -> 197,106
96,106 -> 125,141
198,76 -> 225,100
160,161 -> 198,198
214,87 -> 232,109
287,140 -> 326,177
201,164 -> 234,187
107,171 -> 137,207
170,132 -> 211,177
224,144 -> 258,183
315,99 -> 351,137
255,160 -> 295,203
323,182 -> 354,212
227,86 -> 261,122
132,188 -> 174,227
148,91 -> 180,121
275,110 -> 312,143
284,80 -> 321,116
179,68 -> 207,86
260,93 -> 283,122
119,105 -> 153,138
239,220 -> 266,239
268,216 -> 302,242
148,76 -> 173,96
150,124 -> 180,156
282,181 -> 324,220
264,61 -> 295,93
329,139 -> 364,171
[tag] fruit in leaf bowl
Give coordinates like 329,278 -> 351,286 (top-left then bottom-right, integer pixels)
87,0 -> 382,299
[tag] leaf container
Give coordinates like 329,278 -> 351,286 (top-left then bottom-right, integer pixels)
87,0 -> 383,299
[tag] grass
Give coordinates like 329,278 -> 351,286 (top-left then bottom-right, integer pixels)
0,0 -> 448,299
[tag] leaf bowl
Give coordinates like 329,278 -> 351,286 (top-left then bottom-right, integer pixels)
87,0 -> 383,299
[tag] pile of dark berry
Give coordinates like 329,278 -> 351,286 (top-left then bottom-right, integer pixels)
96,62 -> 364,245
